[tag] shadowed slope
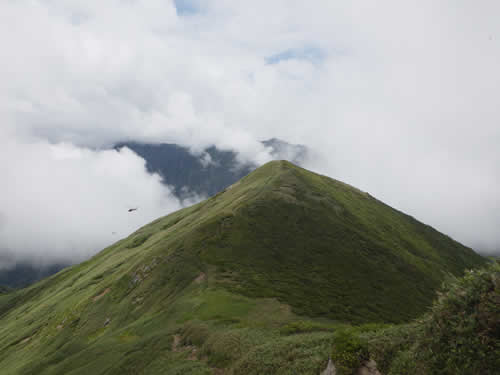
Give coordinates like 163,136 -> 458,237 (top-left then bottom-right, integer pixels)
193,160 -> 485,322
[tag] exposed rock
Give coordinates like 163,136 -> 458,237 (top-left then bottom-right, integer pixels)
172,334 -> 198,361
129,257 -> 163,288
172,334 -> 181,352
194,272 -> 206,284
20,336 -> 32,344
131,274 -> 143,285
132,296 -> 144,305
188,347 -> 198,360
57,317 -> 67,329
356,359 -> 381,375
320,358 -> 336,375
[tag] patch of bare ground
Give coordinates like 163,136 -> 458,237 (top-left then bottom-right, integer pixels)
355,359 -> 381,375
92,288 -> 111,302
194,272 -> 206,284
172,334 -> 181,352
172,334 -> 197,359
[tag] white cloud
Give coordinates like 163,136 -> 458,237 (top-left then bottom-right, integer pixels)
0,130 -> 191,266
0,0 -> 499,254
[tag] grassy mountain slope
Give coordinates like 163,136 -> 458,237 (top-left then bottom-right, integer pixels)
0,138 -> 306,291
194,161 -> 484,322
0,161 -> 486,374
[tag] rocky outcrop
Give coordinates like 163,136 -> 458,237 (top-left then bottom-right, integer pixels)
320,358 -> 381,375
356,359 -> 381,375
320,358 -> 336,375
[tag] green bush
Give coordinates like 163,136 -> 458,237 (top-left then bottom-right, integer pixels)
413,262 -> 500,374
330,327 -> 369,373
361,323 -> 417,372
180,321 -> 211,347
231,332 -> 334,375
364,262 -> 500,375
279,320 -> 335,335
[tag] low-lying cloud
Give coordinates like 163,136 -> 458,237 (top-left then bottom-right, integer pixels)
0,130 -> 198,267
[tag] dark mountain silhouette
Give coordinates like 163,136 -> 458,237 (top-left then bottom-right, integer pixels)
115,138 -> 308,198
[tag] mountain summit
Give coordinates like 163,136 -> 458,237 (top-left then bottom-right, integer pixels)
0,161 -> 486,374
178,160 -> 484,322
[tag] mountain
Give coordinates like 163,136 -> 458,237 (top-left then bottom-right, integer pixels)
0,161 -> 487,374
0,139 -> 307,290
114,142 -> 251,198
115,138 -> 308,198
0,263 -> 67,289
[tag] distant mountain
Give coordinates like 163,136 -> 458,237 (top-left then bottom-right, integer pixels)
115,138 -> 308,198
0,161 -> 488,374
0,263 -> 67,289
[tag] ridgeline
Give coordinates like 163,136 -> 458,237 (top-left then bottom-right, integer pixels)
0,161 -> 490,374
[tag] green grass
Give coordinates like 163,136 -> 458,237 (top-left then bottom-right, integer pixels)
196,161 -> 485,322
0,160 -> 489,374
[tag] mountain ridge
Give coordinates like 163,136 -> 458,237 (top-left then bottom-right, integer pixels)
0,160 -> 487,374
0,139 -> 308,290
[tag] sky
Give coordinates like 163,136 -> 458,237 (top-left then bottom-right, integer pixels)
1,1 -> 500,267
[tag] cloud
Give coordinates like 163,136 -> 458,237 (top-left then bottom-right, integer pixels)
0,0 -> 499,254
0,129 -> 195,266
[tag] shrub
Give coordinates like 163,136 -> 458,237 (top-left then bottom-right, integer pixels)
279,320 -> 335,335
330,327 -> 369,374
412,262 -> 500,374
364,262 -> 500,375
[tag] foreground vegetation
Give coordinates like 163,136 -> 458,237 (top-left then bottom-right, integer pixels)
0,161 -> 491,374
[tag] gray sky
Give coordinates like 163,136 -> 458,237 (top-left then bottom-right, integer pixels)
1,1 -> 500,266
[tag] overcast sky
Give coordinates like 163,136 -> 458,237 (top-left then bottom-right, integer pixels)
1,1 -> 500,267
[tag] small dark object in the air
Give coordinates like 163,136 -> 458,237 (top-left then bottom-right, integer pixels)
128,208 -> 138,212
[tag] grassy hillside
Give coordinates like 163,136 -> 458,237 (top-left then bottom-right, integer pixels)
194,161 -> 485,322
0,160 -> 487,374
